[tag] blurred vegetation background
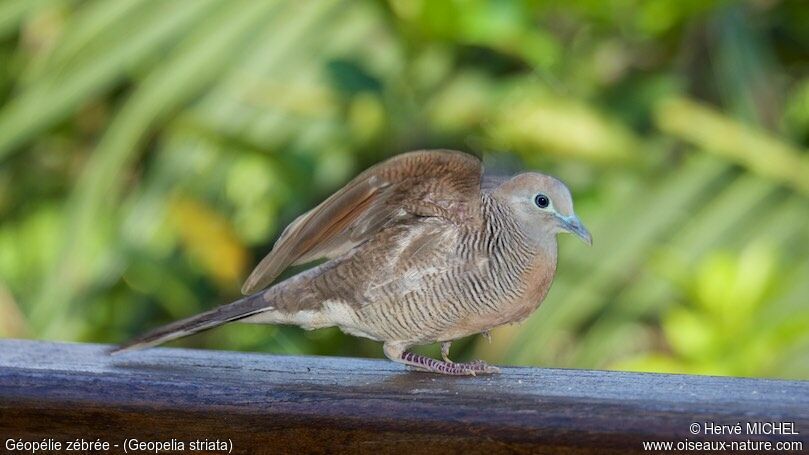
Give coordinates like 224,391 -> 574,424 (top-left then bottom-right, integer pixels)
0,0 -> 807,379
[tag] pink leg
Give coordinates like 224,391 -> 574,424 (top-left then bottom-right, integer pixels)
384,342 -> 500,376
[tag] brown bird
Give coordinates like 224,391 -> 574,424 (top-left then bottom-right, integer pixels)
112,150 -> 591,375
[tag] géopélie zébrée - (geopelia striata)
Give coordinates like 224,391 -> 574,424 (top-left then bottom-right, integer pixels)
112,150 -> 592,375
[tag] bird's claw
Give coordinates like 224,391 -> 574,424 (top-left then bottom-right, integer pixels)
467,359 -> 500,374
437,361 -> 499,376
450,360 -> 499,375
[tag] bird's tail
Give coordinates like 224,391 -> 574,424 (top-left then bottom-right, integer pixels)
109,292 -> 272,355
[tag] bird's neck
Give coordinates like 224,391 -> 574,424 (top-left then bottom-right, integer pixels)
480,194 -> 558,312
480,193 -> 558,261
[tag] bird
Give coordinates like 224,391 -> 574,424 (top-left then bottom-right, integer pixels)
112,150 -> 591,375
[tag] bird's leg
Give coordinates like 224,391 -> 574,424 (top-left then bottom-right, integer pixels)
383,342 -> 500,376
481,330 -> 492,343
441,341 -> 453,363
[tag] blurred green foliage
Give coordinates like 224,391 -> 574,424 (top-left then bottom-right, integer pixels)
617,243 -> 809,377
0,0 -> 807,379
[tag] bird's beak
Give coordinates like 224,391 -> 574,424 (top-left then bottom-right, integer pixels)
560,215 -> 592,246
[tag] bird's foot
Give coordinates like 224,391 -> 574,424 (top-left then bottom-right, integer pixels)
400,351 -> 500,376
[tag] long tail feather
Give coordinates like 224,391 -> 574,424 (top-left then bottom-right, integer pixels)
110,292 -> 271,355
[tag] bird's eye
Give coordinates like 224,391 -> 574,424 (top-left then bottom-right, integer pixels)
534,193 -> 550,209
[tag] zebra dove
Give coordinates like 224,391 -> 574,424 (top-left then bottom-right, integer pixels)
113,150 -> 591,375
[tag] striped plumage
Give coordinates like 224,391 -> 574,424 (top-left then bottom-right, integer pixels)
113,150 -> 591,375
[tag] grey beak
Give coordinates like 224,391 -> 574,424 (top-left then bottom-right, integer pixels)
561,215 -> 592,246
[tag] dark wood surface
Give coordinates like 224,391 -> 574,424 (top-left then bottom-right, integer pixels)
0,339 -> 806,454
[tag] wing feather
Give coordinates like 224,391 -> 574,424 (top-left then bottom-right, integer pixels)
240,149 -> 483,294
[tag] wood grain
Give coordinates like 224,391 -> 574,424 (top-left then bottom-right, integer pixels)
0,340 -> 806,454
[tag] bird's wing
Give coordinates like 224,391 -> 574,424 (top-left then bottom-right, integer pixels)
241,149 -> 483,294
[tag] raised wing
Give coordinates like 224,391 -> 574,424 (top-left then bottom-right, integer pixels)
240,149 -> 483,294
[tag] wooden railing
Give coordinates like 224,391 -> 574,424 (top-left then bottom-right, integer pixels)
0,339 -> 807,454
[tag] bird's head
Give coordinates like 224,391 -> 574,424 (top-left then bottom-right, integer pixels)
492,172 -> 592,246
